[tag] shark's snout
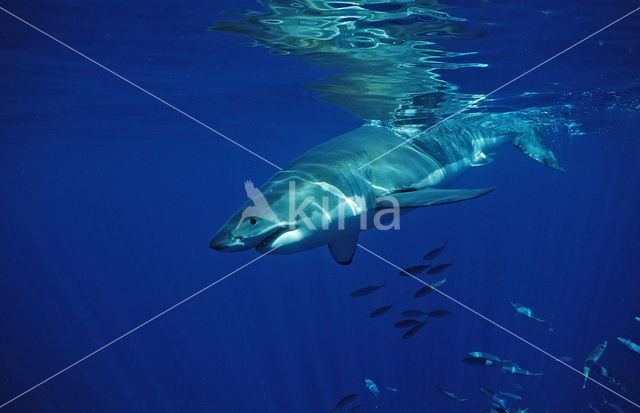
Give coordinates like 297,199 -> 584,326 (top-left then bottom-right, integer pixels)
209,231 -> 245,252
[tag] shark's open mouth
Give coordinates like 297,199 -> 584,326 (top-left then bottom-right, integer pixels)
256,226 -> 288,253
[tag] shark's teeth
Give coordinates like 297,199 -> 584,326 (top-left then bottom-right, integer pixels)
256,227 -> 288,252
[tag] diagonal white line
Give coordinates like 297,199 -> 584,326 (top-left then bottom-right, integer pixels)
357,6 -> 640,171
3,1 -> 639,410
0,6 -> 283,171
356,243 -> 640,409
0,247 -> 280,410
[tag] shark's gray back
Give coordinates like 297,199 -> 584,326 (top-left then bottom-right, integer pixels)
278,112 -> 550,202
285,117 -> 500,191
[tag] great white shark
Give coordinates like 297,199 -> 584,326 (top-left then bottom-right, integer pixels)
210,112 -> 563,264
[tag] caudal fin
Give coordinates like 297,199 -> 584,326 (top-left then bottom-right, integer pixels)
512,127 -> 565,171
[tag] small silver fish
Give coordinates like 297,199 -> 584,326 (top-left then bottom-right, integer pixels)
369,304 -> 393,318
364,378 -> 379,400
436,386 -> 467,402
399,265 -> 430,277
427,260 -> 454,275
468,352 -> 509,363
479,387 -> 509,410
510,301 -> 548,323
617,337 -> 640,356
501,363 -> 543,376
427,310 -> 453,318
461,357 -> 496,366
583,341 -> 607,389
394,319 -> 420,328
499,391 -> 522,400
350,280 -> 387,297
431,277 -> 447,288
422,241 -> 447,261
402,319 -> 428,339
414,285 -> 432,297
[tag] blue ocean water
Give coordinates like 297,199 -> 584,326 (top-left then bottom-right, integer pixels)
1,0 -> 639,412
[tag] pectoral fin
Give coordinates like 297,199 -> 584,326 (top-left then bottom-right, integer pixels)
380,187 -> 496,208
328,231 -> 359,265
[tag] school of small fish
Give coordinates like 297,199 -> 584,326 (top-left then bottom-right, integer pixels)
328,243 -> 638,412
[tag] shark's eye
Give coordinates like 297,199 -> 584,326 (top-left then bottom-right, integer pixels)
249,218 -> 257,225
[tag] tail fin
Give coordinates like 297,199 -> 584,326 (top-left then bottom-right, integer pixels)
512,127 -> 565,171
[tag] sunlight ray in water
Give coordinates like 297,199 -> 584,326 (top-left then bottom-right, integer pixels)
2,1 -> 640,412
